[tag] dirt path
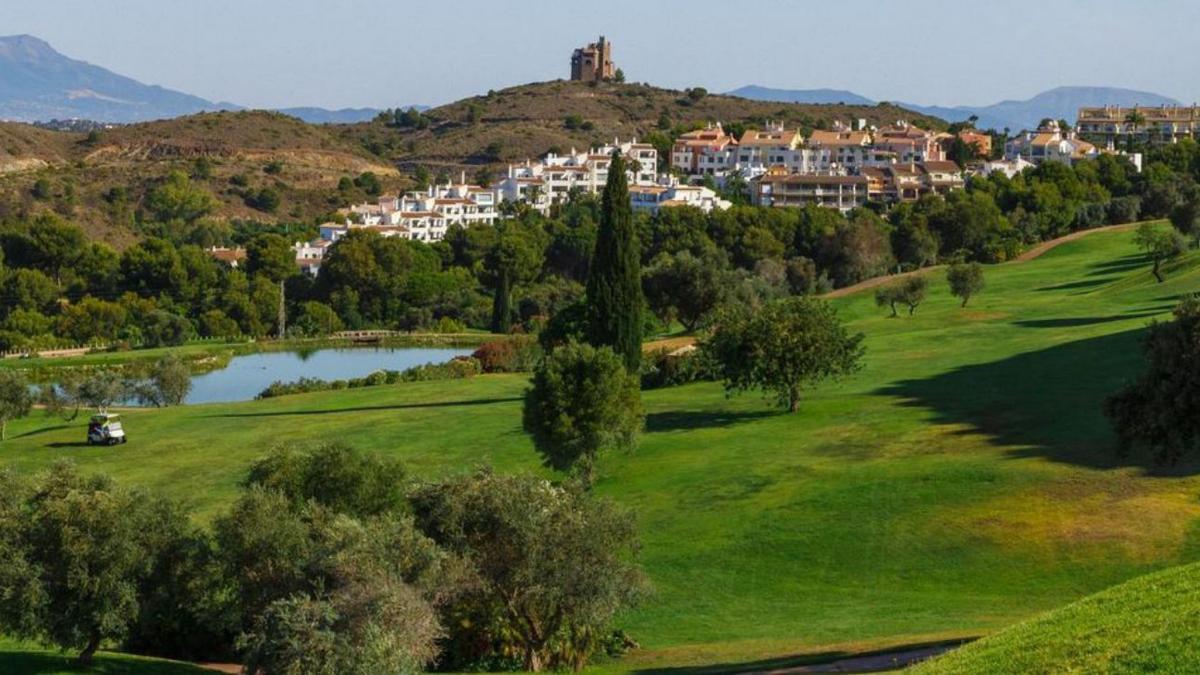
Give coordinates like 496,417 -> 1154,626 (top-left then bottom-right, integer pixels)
822,222 -> 1139,300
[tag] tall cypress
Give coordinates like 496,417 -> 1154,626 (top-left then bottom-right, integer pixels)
491,268 -> 512,334
586,151 -> 643,370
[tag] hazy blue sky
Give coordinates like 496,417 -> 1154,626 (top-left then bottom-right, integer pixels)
2,0 -> 1198,109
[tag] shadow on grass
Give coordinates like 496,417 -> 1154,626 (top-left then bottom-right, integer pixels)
632,638 -> 971,674
1012,312 -> 1161,328
210,393 -> 520,415
1085,253 -> 1148,276
13,424 -> 73,439
1035,278 -> 1114,292
645,410 -> 777,433
45,442 -> 93,449
207,396 -> 523,419
0,649 -> 208,674
875,327 -> 1200,475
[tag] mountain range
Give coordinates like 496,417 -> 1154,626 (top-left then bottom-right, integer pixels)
0,34 -> 395,125
0,33 -> 1185,132
729,84 -> 1183,131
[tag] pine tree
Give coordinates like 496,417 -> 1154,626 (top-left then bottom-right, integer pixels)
586,151 -> 643,370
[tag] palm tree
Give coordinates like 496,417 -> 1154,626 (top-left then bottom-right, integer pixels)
1124,109 -> 1146,150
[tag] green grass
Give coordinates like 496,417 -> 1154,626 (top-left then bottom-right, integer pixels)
0,638 -> 209,675
3,226 -> 1200,672
912,562 -> 1200,673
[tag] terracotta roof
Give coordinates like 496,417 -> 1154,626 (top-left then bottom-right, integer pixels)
808,129 -> 869,147
920,161 -> 961,173
738,128 -> 802,147
208,248 -> 245,263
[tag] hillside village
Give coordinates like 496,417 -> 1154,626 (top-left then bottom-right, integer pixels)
256,38 -> 1161,275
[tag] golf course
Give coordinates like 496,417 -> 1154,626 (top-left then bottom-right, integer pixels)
3,225 -> 1200,673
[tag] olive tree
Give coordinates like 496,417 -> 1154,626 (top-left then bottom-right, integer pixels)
1104,296 -> 1200,463
409,471 -> 648,672
522,342 -> 644,484
0,369 -> 33,440
0,462 -> 180,666
874,275 -> 929,317
946,262 -> 986,307
704,297 -> 864,412
1134,222 -> 1187,283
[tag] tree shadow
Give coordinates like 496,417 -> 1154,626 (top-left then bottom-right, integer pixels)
1035,278 -> 1113,292
13,423 -> 73,439
632,638 -> 970,674
1012,312 -> 1161,328
1085,253 -> 1148,276
0,649 -> 209,674
207,397 -> 523,419
645,410 -> 777,433
45,442 -> 93,449
875,328 -> 1200,475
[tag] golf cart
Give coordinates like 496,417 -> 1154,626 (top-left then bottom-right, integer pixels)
87,413 -> 127,446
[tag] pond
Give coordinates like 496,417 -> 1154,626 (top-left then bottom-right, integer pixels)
184,347 -> 474,404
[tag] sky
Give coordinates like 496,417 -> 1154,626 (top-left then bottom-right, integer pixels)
1,0 -> 1198,110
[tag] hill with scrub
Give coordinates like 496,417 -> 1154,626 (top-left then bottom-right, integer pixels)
913,562 -> 1200,673
2,226 -> 1200,671
0,110 -> 401,246
336,79 -> 948,176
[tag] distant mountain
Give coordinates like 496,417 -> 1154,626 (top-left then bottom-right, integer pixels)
900,86 -> 1182,132
731,83 -> 1183,132
0,34 -> 240,123
727,85 -> 874,106
276,107 -> 382,124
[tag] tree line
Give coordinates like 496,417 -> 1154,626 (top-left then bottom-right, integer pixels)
4,139 -> 1200,355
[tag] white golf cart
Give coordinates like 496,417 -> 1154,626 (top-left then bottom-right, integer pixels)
87,413 -> 127,446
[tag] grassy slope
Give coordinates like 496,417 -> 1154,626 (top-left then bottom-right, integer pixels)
2,227 -> 1200,671
0,638 -> 208,675
339,80 -> 948,174
912,562 -> 1200,674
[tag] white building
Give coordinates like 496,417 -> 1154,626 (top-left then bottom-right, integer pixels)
494,139 -> 658,213
629,180 -> 732,215
671,123 -> 738,177
1005,121 -> 1099,166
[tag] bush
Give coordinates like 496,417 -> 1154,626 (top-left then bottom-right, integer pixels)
522,342 -> 644,483
1108,195 -> 1142,224
472,336 -> 542,373
257,357 -> 482,399
640,347 -> 713,390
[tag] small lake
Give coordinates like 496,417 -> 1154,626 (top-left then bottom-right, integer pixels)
185,347 -> 474,404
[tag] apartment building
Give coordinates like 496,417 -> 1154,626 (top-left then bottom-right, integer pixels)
751,171 -> 871,212
1005,121 -> 1098,166
1077,105 -> 1200,146
670,123 -> 737,177
494,139 -> 659,213
629,181 -> 732,215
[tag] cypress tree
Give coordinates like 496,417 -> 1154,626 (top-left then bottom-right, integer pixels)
491,268 -> 512,334
586,151 -> 643,370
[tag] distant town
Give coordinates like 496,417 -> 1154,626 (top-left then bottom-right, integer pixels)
211,36 -> 1198,277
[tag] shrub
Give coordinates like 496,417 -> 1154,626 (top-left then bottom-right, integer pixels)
522,342 -> 644,483
640,347 -> 713,390
472,336 -> 542,373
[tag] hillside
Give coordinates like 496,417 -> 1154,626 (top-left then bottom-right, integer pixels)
0,110 -> 400,245
2,227 -> 1200,672
913,562 -> 1200,673
338,80 -> 948,175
